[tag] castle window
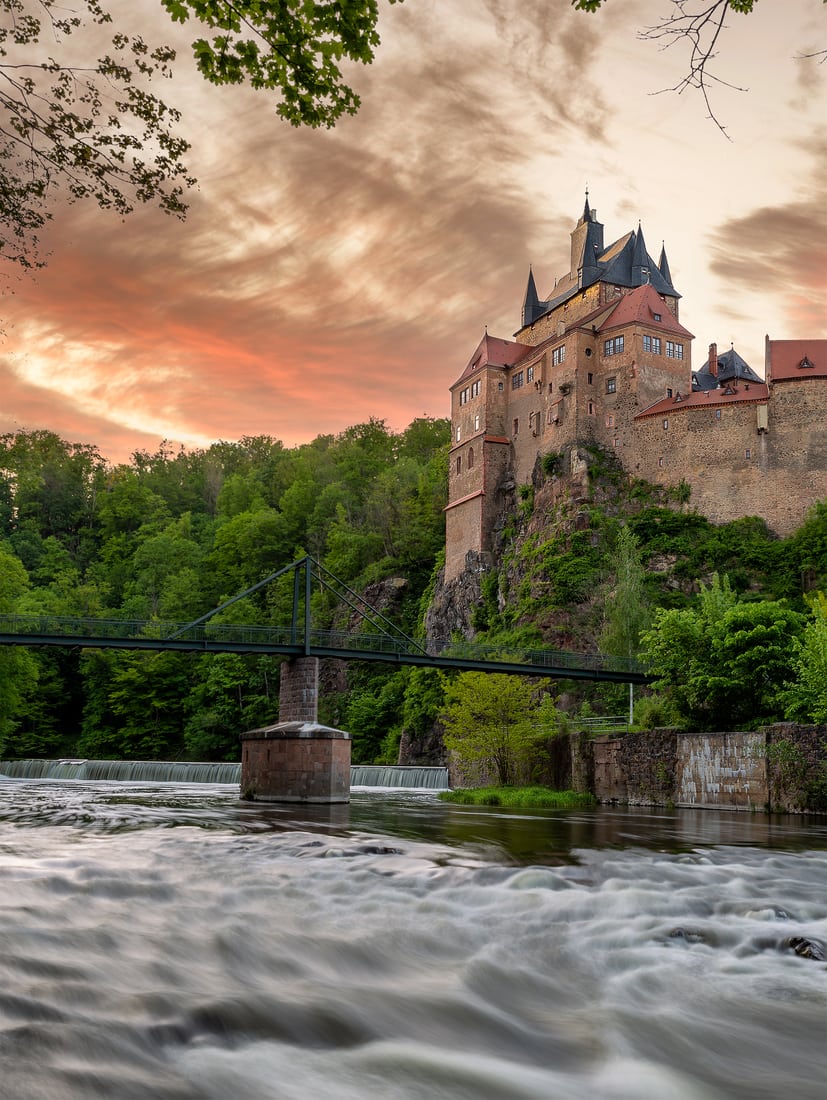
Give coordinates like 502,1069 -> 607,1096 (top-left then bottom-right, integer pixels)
468,447 -> 474,469
606,377 -> 617,394
604,335 -> 624,356
614,437 -> 620,447
527,366 -> 535,383
658,457 -> 664,467
745,448 -> 751,459
588,372 -> 594,385
456,455 -> 462,475
715,409 -> 722,420
666,340 -> 684,360
512,371 -> 524,390
643,334 -> 662,354
474,413 -> 480,431
470,380 -> 481,398
552,345 -> 566,365
606,414 -> 614,428
653,312 -> 662,322
666,387 -> 673,398
588,401 -> 595,415
498,381 -> 504,391
513,418 -> 519,435
548,382 -> 553,393
456,426 -> 461,442
663,418 -> 669,430
459,388 -> 469,405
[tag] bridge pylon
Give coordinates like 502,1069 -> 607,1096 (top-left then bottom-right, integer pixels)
240,656 -> 352,803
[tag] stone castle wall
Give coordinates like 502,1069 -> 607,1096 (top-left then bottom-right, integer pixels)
632,378 -> 827,535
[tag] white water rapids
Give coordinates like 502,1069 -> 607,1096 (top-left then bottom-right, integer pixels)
0,779 -> 824,1100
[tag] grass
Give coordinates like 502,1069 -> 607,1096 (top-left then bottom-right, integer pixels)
439,786 -> 596,809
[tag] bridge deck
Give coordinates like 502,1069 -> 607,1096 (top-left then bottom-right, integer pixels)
0,614 -> 650,684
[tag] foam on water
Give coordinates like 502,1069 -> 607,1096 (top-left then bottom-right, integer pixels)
0,779 -> 824,1100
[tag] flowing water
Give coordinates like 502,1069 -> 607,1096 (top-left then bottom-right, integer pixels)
0,776 -> 825,1100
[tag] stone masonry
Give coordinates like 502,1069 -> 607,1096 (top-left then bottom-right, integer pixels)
240,657 -> 352,803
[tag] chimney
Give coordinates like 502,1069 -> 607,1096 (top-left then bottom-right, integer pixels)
708,342 -> 718,377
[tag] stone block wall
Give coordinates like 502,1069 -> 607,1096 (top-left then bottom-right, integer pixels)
240,723 -> 351,803
632,379 -> 827,537
279,656 -> 319,723
764,723 -> 827,813
585,724 -> 827,813
675,731 -> 766,809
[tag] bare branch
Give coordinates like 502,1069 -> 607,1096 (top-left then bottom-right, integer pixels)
640,0 -> 749,138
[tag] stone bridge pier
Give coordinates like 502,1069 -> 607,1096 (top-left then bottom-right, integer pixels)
240,657 -> 352,803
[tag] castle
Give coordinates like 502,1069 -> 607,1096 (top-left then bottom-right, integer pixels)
444,196 -> 827,582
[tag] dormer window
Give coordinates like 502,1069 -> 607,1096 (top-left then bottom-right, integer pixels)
653,312 -> 662,322
799,356 -> 815,369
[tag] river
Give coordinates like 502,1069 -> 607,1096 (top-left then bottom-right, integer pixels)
0,777 -> 824,1099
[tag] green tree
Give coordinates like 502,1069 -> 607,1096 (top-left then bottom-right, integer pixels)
642,575 -> 804,728
784,593 -> 827,722
599,526 -> 650,718
442,671 -> 545,786
184,652 -> 277,760
0,542 -> 39,754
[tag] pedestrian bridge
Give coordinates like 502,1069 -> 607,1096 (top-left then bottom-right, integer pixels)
0,555 -> 648,684
0,555 -> 650,804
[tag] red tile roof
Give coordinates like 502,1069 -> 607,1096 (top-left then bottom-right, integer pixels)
767,339 -> 827,383
636,382 -> 770,420
452,332 -> 533,387
598,283 -> 694,338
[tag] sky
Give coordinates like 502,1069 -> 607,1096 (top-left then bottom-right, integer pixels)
1,0 -> 825,464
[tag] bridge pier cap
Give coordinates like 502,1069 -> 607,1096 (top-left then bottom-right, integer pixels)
240,657 -> 352,803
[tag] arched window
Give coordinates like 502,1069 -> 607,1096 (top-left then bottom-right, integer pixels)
456,455 -> 462,475
468,447 -> 474,469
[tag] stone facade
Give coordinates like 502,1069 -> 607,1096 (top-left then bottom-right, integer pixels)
444,199 -> 827,582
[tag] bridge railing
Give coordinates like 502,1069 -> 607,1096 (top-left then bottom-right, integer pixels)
0,614 -> 647,677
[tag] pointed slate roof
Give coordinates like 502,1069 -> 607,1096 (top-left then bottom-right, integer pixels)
692,346 -> 763,391
518,198 -> 680,332
598,226 -> 675,296
658,243 -> 672,286
522,267 -> 543,327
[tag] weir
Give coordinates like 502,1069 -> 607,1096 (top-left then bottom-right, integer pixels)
0,758 -> 449,789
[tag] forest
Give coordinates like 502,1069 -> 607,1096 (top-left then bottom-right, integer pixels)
0,424 -> 826,767
0,421 -> 449,763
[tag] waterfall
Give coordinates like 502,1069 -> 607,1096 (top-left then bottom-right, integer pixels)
0,759 -> 450,790
350,765 -> 450,790
0,759 -> 243,784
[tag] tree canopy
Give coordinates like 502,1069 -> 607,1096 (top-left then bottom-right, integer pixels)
0,0 -> 400,268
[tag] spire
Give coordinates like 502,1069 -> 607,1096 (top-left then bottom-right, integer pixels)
582,188 -> 591,223
658,241 -> 673,287
521,266 -> 543,327
631,221 -> 650,285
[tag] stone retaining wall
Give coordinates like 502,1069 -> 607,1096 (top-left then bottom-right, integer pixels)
587,724 -> 827,813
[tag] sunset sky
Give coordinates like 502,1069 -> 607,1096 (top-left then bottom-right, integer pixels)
1,0 -> 825,464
